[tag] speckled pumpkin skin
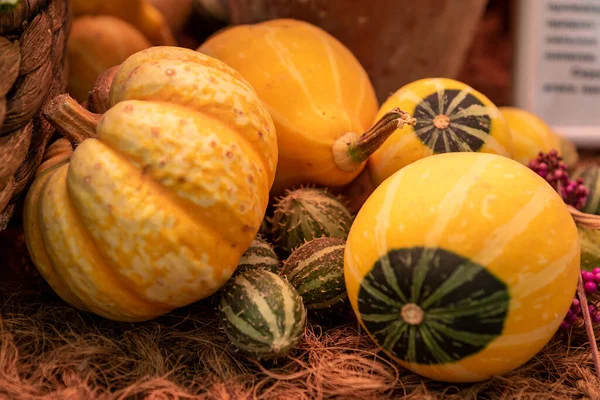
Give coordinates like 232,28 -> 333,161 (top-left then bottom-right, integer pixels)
198,19 -> 378,193
23,47 -> 278,322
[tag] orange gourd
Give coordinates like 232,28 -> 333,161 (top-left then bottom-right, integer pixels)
198,19 -> 414,194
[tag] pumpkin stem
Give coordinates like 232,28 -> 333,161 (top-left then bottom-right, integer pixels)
42,94 -> 101,147
88,65 -> 119,114
88,65 -> 121,114
332,107 -> 416,172
401,303 -> 424,325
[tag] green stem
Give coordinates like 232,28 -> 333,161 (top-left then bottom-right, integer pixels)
0,0 -> 19,6
332,107 -> 416,172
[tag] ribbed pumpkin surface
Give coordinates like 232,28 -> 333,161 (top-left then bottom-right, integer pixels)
345,152 -> 579,382
23,47 -> 278,322
367,78 -> 514,187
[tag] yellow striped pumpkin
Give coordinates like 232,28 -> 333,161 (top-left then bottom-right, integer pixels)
367,78 -> 514,188
499,107 -> 562,165
198,19 -> 381,194
24,47 -> 278,322
345,152 -> 579,382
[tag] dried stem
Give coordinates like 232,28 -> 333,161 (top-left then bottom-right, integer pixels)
332,107 -> 416,172
88,65 -> 119,114
577,273 -> 600,380
42,94 -> 101,147
350,108 -> 416,163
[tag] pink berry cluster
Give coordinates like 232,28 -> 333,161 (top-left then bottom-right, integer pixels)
528,149 -> 589,210
528,151 -> 598,331
560,269 -> 600,330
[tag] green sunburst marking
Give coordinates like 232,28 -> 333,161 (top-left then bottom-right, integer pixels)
412,89 -> 492,153
357,246 -> 510,365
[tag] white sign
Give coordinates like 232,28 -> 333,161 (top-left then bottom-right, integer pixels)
513,0 -> 600,147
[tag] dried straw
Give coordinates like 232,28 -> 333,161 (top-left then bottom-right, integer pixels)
1,281 -> 600,400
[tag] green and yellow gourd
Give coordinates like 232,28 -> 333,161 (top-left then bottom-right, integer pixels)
345,152 -> 579,382
235,235 -> 280,275
367,78 -> 514,187
270,187 -> 353,257
219,269 -> 307,359
281,237 -> 347,310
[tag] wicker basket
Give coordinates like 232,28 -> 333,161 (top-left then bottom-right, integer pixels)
0,0 -> 71,230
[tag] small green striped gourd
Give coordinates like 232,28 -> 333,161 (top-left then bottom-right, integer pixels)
281,237 -> 347,310
235,236 -> 280,275
270,187 -> 352,257
572,164 -> 600,215
218,269 -> 307,359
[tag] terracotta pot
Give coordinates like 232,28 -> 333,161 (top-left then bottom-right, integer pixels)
227,0 -> 488,102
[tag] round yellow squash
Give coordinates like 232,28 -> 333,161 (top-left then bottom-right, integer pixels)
554,130 -> 579,170
345,152 -> 579,382
499,106 -> 562,165
25,46 -> 278,322
367,78 -> 515,188
198,19 -> 388,194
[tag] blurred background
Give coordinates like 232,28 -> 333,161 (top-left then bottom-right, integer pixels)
179,0 -> 599,149
177,0 -> 512,106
